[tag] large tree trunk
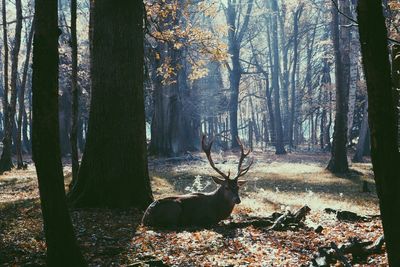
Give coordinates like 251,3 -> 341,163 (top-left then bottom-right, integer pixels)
392,44 -> 400,150
270,0 -> 286,154
357,1 -> 400,265
327,1 -> 350,173
32,0 -> 86,265
68,1 -> 153,209
17,18 -> 34,168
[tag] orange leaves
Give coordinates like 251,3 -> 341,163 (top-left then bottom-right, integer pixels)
145,0 -> 227,84
389,1 -> 400,11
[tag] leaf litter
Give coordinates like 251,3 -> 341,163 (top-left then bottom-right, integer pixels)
0,152 -> 387,266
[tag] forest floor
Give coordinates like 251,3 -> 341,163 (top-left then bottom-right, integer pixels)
0,150 -> 387,266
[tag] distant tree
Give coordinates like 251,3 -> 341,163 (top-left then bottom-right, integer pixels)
289,4 -> 303,149
352,100 -> 369,163
225,0 -> 254,149
16,18 -> 34,169
68,1 -> 153,208
69,0 -> 79,187
357,0 -> 400,265
31,0 -> 86,265
327,0 -> 349,173
270,0 -> 286,154
148,1 -> 196,156
147,1 -> 227,155
0,0 -> 13,173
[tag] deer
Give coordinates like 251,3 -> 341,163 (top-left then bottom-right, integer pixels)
141,135 -> 253,228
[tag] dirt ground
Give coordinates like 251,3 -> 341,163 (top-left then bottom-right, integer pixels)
0,151 -> 386,266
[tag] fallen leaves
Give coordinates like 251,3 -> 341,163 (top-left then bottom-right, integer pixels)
0,153 -> 388,266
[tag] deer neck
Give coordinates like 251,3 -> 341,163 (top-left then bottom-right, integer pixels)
213,186 -> 235,220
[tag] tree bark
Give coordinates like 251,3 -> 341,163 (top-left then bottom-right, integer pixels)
32,0 -> 86,264
226,0 -> 253,149
347,25 -> 359,142
327,1 -> 349,173
270,0 -> 286,154
22,108 -> 30,153
17,17 -> 34,168
357,1 -> 400,265
68,1 -> 153,209
148,45 -> 190,156
0,0 -> 12,173
320,51 -> 332,151
278,8 -> 289,142
392,44 -> 400,150
148,1 -> 199,156
352,100 -> 368,163
69,0 -> 79,187
289,4 -> 303,148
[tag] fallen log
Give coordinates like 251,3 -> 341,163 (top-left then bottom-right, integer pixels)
324,208 -> 379,222
305,235 -> 385,267
222,205 -> 311,231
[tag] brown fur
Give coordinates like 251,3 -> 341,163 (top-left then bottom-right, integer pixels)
141,179 -> 243,227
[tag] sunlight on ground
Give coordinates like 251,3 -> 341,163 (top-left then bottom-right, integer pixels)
150,152 -> 379,217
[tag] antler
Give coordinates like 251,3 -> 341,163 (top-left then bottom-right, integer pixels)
202,135 -> 230,180
235,137 -> 254,180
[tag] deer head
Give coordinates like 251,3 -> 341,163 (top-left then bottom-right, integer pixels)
202,135 -> 253,205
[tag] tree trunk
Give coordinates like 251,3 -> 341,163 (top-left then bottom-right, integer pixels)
68,1 -> 153,209
0,0 -> 12,173
357,1 -> 400,265
228,47 -> 241,149
17,17 -> 34,168
278,8 -> 290,143
59,92 -> 71,156
327,1 -> 349,173
392,44 -> 400,150
22,108 -> 30,153
148,45 -> 190,156
148,2 -> 199,156
270,0 -> 286,155
289,5 -> 303,148
347,26 -> 359,142
226,0 -> 253,149
352,100 -> 368,163
32,0 -> 86,264
69,0 -> 79,188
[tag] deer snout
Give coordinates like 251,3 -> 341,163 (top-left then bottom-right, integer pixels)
233,196 -> 241,204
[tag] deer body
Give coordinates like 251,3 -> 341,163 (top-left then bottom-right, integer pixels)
142,136 -> 252,228
142,187 -> 236,227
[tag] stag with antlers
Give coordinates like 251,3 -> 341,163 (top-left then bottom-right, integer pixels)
142,135 -> 253,227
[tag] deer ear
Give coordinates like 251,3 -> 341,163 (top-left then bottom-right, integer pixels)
237,179 -> 247,187
211,176 -> 225,185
